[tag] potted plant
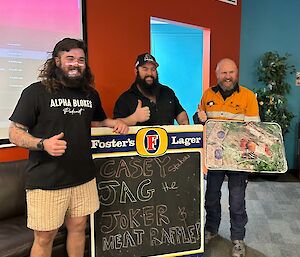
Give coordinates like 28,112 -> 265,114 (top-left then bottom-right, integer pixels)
254,51 -> 295,135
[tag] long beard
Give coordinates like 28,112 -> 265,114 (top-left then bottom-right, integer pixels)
55,67 -> 86,89
135,73 -> 159,95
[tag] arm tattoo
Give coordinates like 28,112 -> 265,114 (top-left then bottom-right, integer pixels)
13,122 -> 28,131
9,122 -> 39,150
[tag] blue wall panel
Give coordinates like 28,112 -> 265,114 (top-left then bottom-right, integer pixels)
151,23 -> 203,123
240,0 -> 300,169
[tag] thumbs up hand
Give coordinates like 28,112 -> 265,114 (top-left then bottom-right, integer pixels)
197,104 -> 207,122
133,100 -> 150,123
43,132 -> 67,156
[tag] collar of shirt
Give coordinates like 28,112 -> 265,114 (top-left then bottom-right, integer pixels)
212,83 -> 240,100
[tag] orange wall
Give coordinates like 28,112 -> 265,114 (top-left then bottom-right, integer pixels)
0,147 -> 28,162
0,0 -> 241,162
86,0 -> 242,116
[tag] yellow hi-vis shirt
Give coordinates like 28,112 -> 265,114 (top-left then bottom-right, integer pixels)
200,85 -> 260,122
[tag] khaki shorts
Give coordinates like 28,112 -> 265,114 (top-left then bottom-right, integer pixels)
26,178 -> 99,231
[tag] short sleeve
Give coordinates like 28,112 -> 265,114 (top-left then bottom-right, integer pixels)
113,94 -> 132,119
9,83 -> 39,129
200,90 -> 208,112
245,91 -> 260,122
92,90 -> 107,121
173,93 -> 185,117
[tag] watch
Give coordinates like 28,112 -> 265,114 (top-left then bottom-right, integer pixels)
37,139 -> 45,151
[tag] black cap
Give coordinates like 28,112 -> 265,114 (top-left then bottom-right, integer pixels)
135,53 -> 159,68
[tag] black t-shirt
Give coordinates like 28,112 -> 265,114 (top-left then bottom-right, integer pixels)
9,82 -> 107,189
113,83 -> 185,125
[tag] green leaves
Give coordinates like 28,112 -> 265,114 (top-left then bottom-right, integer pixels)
253,143 -> 285,172
255,52 -> 295,135
257,52 -> 295,95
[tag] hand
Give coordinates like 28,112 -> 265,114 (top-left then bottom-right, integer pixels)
197,105 -> 207,122
113,120 -> 129,134
133,100 -> 150,122
43,132 -> 67,156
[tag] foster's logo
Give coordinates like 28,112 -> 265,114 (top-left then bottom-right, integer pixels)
136,127 -> 168,157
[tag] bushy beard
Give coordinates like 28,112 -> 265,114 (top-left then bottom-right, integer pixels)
55,67 -> 86,89
135,72 -> 159,95
219,78 -> 238,91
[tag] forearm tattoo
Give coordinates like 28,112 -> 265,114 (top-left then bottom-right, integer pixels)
14,122 -> 28,131
9,122 -> 38,150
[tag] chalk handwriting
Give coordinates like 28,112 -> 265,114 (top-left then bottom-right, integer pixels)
101,204 -> 170,234
168,154 -> 191,173
178,206 -> 187,222
162,181 -> 178,192
102,229 -> 145,251
98,179 -> 155,206
150,222 -> 201,246
99,156 -> 171,179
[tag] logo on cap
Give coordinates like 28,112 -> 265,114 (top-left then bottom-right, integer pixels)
135,53 -> 159,67
144,54 -> 155,63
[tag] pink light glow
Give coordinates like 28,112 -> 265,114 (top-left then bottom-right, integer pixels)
0,0 -> 80,33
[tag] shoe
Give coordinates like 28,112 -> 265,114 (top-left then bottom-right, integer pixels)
232,240 -> 246,257
204,230 -> 217,244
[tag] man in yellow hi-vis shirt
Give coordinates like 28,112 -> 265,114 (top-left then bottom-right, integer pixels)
194,58 -> 260,257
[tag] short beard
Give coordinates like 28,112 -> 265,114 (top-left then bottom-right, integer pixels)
55,67 -> 86,89
219,79 -> 237,91
135,72 -> 159,95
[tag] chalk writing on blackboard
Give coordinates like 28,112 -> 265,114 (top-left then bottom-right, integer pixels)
94,151 -> 202,257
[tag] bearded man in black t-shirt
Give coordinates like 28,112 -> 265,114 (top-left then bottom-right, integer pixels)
8,38 -> 130,257
114,53 -> 189,126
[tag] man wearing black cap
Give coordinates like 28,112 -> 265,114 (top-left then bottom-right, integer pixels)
113,53 -> 189,125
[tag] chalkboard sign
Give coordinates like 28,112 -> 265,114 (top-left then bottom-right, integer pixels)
93,151 -> 202,257
90,125 -> 204,257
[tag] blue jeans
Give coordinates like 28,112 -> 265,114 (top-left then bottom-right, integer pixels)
205,171 -> 248,240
